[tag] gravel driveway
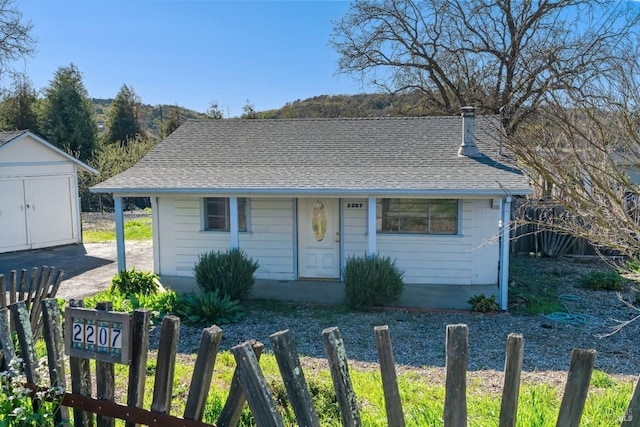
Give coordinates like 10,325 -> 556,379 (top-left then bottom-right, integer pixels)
0,241 -> 153,300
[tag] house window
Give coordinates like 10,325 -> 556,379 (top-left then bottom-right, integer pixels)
376,199 -> 458,234
204,198 -> 248,231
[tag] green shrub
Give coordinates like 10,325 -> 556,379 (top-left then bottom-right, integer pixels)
193,249 -> 259,300
85,287 -> 177,324
578,270 -> 626,290
343,254 -> 404,310
110,267 -> 160,296
173,290 -> 245,327
467,293 -> 499,312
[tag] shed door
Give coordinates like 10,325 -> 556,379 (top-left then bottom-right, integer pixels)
0,176 -> 76,253
298,199 -> 340,278
0,179 -> 29,251
25,176 -> 75,248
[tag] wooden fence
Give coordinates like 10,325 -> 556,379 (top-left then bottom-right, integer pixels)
1,298 -> 639,427
511,200 -> 610,257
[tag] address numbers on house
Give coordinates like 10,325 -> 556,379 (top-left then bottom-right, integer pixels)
64,307 -> 132,365
345,201 -> 365,209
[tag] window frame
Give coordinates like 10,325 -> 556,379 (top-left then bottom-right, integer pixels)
376,198 -> 459,235
203,197 -> 249,232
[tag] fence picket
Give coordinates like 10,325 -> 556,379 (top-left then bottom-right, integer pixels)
126,309 -> 151,427
25,267 -> 38,312
184,325 -> 223,422
29,266 -> 50,331
151,315 -> 180,415
18,269 -> 27,301
42,298 -> 70,424
444,324 -> 468,427
621,376 -> 640,427
270,329 -> 320,427
9,270 -> 16,306
555,348 -> 596,427
217,340 -> 264,427
0,307 -> 15,371
96,301 -> 116,427
499,334 -> 524,427
231,341 -> 285,427
374,325 -> 405,427
11,301 -> 40,413
68,299 -> 94,427
0,274 -> 5,309
322,326 -> 361,427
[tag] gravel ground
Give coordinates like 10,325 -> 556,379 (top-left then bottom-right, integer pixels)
148,274 -> 640,387
83,211 -> 640,386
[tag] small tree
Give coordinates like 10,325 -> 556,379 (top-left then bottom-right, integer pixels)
103,84 -> 142,145
79,134 -> 157,211
0,73 -> 39,132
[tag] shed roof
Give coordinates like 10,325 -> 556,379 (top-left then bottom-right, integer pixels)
91,116 -> 531,197
0,130 -> 97,174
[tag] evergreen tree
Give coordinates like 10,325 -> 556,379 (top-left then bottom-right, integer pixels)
0,73 -> 39,132
103,84 -> 142,145
161,105 -> 183,137
39,64 -> 98,161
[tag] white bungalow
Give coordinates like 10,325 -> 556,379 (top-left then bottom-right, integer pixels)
91,108 -> 531,309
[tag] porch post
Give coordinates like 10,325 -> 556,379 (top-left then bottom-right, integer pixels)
114,196 -> 126,272
499,196 -> 512,311
229,196 -> 239,249
368,197 -> 377,257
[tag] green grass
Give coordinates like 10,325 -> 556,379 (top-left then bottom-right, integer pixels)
83,217 -> 152,242
509,254 -> 564,314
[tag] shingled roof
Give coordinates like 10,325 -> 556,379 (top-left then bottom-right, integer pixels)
91,116 -> 531,196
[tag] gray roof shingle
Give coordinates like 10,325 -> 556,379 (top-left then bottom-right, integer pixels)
0,130 -> 28,147
91,116 -> 531,196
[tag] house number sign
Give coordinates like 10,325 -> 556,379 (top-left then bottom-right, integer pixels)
64,307 -> 132,365
345,201 -> 365,209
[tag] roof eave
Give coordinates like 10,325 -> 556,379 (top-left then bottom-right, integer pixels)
91,186 -> 533,197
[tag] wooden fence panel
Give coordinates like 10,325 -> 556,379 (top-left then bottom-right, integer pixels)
556,348 -> 596,427
231,341 -> 284,427
184,325 -> 223,422
621,376 -> 640,427
322,326 -> 361,427
96,302 -> 116,427
126,309 -> 151,427
444,324 -> 468,427
499,334 -> 524,427
270,329 -> 320,427
68,299 -> 94,427
217,340 -> 264,427
42,298 -> 70,424
0,307 -> 15,371
151,315 -> 180,415
374,325 -> 405,427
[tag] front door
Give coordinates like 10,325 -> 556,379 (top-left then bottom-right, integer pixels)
298,199 -> 340,278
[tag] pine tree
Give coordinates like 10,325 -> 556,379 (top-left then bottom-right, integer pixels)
0,73 -> 39,132
103,84 -> 142,145
39,64 -> 98,161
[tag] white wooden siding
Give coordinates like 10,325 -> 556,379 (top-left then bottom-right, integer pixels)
156,196 -> 295,280
156,196 -> 500,285
341,198 -> 500,285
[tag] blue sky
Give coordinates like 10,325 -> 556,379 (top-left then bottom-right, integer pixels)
16,1 -> 370,118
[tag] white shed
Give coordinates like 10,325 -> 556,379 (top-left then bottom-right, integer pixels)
0,130 -> 97,253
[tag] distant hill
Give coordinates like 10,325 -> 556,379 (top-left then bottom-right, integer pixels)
92,92 -> 442,137
258,92 -> 444,119
92,98 -> 210,137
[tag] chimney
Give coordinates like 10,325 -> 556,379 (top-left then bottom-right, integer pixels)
458,106 -> 481,157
